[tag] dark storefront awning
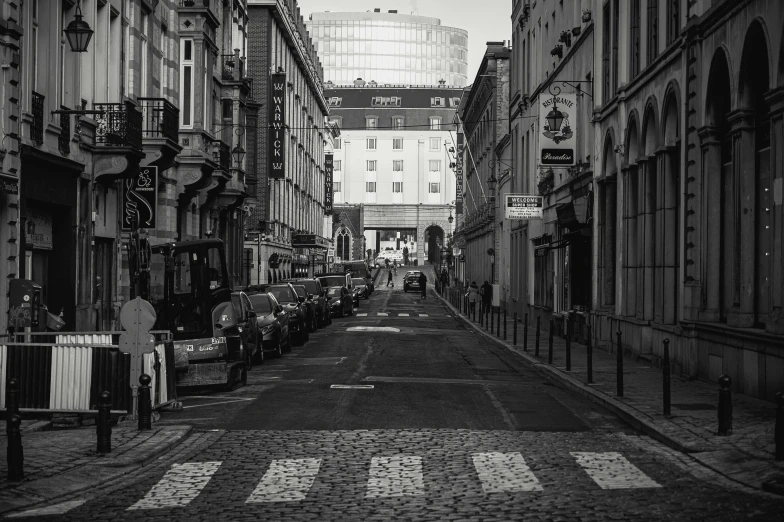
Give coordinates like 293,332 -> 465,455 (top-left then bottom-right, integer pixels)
292,234 -> 330,249
534,229 -> 590,257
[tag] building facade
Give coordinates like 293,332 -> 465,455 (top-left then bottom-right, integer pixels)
306,10 -> 468,87
246,0 -> 331,284
326,84 -> 460,265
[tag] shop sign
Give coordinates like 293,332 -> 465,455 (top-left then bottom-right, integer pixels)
539,92 -> 576,166
269,73 -> 286,179
292,234 -> 329,249
1,178 -> 18,195
27,207 -> 53,250
505,194 -> 544,220
324,153 -> 333,214
122,166 -> 158,231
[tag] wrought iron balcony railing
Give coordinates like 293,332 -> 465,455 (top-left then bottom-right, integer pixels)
31,91 -> 44,145
138,98 -> 179,142
58,107 -> 70,155
94,102 -> 142,150
221,54 -> 237,80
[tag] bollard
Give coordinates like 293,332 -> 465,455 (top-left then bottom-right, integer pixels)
138,374 -> 153,430
6,378 -> 23,482
776,392 -> 784,461
662,339 -> 671,416
548,319 -> 554,364
565,318 -> 572,371
490,306 -> 495,334
503,309 -> 507,341
485,305 -> 489,331
523,313 -> 529,351
586,324 -> 593,384
473,300 -> 476,322
717,375 -> 733,436
496,308 -> 501,338
97,390 -> 113,454
512,312 -> 517,345
616,330 -> 624,397
479,302 -> 483,326
535,316 -> 541,357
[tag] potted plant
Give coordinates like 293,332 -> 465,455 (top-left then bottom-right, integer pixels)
582,9 -> 592,23
551,44 -> 563,58
572,26 -> 582,37
183,0 -> 195,6
538,169 -> 555,195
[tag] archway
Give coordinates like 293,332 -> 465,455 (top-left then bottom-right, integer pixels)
660,83 -> 681,324
622,116 -> 639,317
424,225 -> 444,266
599,132 -> 617,308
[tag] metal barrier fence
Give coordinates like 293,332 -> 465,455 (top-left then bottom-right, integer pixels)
0,331 -> 176,414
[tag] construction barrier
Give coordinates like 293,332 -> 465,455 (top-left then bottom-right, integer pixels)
0,331 -> 176,415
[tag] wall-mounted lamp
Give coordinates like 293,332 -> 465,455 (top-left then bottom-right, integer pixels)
232,144 -> 246,167
448,212 -> 454,224
64,0 -> 94,53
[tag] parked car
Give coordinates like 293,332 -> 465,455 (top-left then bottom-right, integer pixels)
247,283 -> 308,345
229,291 -> 261,366
403,271 -> 423,293
326,286 -> 353,317
292,284 -> 319,333
352,277 -> 369,300
318,273 -> 353,292
247,292 -> 291,358
288,278 -> 331,327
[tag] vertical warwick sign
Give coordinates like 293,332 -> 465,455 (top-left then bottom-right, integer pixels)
539,92 -> 576,167
324,153 -> 333,215
269,73 -> 286,179
122,166 -> 158,231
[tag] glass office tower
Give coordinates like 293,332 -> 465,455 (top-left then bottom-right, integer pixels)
306,10 -> 468,86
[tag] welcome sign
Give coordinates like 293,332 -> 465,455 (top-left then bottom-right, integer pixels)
269,73 -> 286,179
324,153 -> 333,214
539,92 -> 576,167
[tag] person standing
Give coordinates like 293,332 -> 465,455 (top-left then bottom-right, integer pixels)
481,280 -> 493,315
418,271 -> 427,299
403,246 -> 409,266
387,268 -> 394,287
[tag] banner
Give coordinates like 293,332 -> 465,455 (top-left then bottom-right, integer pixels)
269,73 -> 286,179
455,132 -> 464,202
324,153 -> 333,214
539,92 -> 576,166
122,166 -> 158,231
505,194 -> 543,220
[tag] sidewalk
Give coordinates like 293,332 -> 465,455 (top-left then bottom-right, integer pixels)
0,419 -> 191,515
435,288 -> 784,496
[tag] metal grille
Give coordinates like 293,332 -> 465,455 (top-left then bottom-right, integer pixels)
138,98 -> 179,141
31,91 -> 44,145
94,101 -> 143,150
58,107 -> 70,155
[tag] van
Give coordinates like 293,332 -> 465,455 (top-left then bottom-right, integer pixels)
317,272 -> 353,291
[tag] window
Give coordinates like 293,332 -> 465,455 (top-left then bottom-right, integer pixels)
392,117 -> 404,129
429,117 -> 442,130
429,182 -> 440,193
334,160 -> 342,171
328,97 -> 342,106
334,138 -> 342,149
366,137 -> 376,150
647,0 -> 659,64
333,182 -> 342,192
666,0 -> 679,46
430,97 -> 444,107
630,0 -> 641,79
180,39 -> 194,127
393,182 -> 403,193
366,182 -> 377,192
371,96 -> 401,106
393,160 -> 403,171
141,12 -> 148,97
612,0 -> 619,94
366,117 -> 378,129
336,227 -> 351,261
429,160 -> 441,172
366,160 -> 377,171
602,3 -> 611,100
393,138 -> 403,150
450,97 -> 461,107
429,137 -> 440,150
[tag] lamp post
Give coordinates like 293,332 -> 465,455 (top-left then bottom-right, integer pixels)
64,0 -> 94,53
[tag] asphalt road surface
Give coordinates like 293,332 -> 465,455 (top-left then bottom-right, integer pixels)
21,269 -> 784,520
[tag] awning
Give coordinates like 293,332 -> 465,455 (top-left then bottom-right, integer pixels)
533,229 -> 590,257
292,234 -> 330,249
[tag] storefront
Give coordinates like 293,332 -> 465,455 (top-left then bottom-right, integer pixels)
292,233 -> 330,277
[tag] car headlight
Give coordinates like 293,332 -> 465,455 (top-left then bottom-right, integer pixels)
261,325 -> 275,334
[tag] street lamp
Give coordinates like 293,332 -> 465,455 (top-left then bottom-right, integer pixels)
448,211 -> 454,224
487,174 -> 497,199
232,144 -> 246,167
64,0 -> 94,53
545,84 -> 565,133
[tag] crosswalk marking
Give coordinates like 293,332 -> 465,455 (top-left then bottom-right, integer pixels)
127,461 -> 222,510
571,452 -> 662,489
399,313 -> 409,316
377,312 -> 388,316
246,458 -> 322,503
419,314 -> 429,317
365,455 -> 425,498
472,452 -> 542,493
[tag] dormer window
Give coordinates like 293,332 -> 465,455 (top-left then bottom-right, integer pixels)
371,96 -> 402,107
328,97 -> 342,107
366,117 -> 378,129
431,97 -> 445,107
450,97 -> 461,107
392,117 -> 404,129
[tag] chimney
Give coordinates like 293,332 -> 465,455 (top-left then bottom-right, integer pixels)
374,8 -> 381,12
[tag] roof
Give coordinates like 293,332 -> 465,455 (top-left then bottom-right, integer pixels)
325,86 -> 464,110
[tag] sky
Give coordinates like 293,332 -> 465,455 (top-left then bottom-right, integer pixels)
295,0 -> 512,84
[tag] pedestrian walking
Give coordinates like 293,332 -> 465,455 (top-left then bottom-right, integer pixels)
403,246 -> 409,266
440,268 -> 449,288
418,271 -> 428,299
481,280 -> 493,309
387,269 -> 394,287
466,281 -> 480,314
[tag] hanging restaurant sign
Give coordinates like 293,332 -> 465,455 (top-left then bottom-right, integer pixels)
122,166 -> 158,231
539,89 -> 576,166
505,194 -> 543,220
324,153 -> 333,214
269,73 -> 286,179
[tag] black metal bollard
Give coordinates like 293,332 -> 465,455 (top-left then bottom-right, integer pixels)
490,306 -> 495,334
479,302 -> 483,326
717,375 -> 733,436
503,309 -> 507,340
6,378 -> 23,482
523,313 -> 528,351
485,305 -> 490,331
565,319 -> 572,371
473,300 -> 476,322
616,330 -> 624,397
535,316 -> 541,357
513,312 -> 518,346
662,339 -> 671,416
776,392 -> 784,461
138,374 -> 153,430
548,319 -> 554,364
97,390 -> 113,454
586,324 -> 593,384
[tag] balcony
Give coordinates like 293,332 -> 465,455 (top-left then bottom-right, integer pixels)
94,102 -> 142,150
138,98 -> 179,141
31,91 -> 44,145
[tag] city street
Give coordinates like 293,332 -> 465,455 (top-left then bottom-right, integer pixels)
19,271 -> 782,521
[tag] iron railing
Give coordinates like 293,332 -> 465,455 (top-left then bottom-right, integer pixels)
31,91 -> 44,145
138,98 -> 179,141
94,101 -> 142,150
58,107 -> 70,155
221,54 -> 236,80
218,141 -> 231,171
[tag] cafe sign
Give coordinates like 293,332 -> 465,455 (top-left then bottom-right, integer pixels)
269,73 -> 286,179
539,90 -> 576,167
122,166 -> 157,231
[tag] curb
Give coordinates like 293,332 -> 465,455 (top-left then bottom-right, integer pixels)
97,425 -> 193,468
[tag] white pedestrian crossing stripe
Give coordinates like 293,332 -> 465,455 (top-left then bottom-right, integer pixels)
365,455 -> 425,498
571,452 -> 662,489
399,313 -> 409,316
419,314 -> 429,317
377,312 -> 388,316
472,452 -> 542,493
356,313 -> 368,316
246,458 -> 322,503
127,461 -> 222,510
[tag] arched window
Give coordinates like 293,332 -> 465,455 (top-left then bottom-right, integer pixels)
336,227 -> 351,261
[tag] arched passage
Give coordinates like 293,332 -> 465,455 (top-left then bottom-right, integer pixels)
637,101 -> 659,321
623,115 -> 641,317
598,132 -> 618,308
424,225 -> 445,266
658,84 -> 681,325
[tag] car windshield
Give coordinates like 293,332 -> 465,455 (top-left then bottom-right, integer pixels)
352,278 -> 365,286
293,286 -> 308,298
268,286 -> 296,303
299,280 -> 320,294
319,276 -> 346,288
248,294 -> 272,313
327,287 -> 342,297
